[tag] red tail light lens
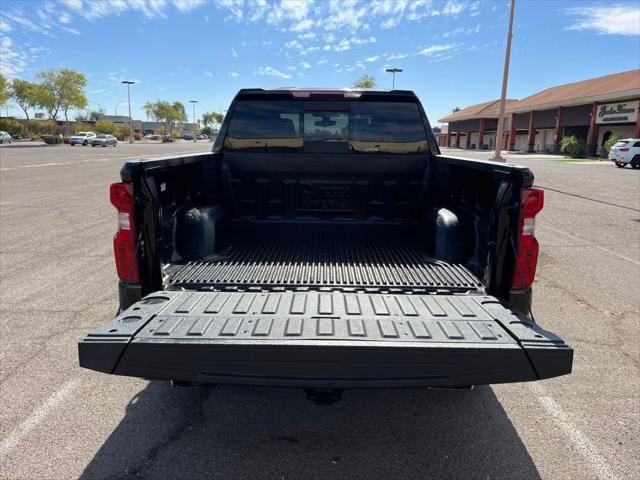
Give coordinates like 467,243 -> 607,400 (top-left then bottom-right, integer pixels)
110,182 -> 139,283
512,188 -> 544,289
619,147 -> 630,152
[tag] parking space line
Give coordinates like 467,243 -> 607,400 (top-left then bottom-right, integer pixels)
541,225 -> 640,266
0,378 -> 81,458
530,384 -> 619,480
0,150 -> 207,171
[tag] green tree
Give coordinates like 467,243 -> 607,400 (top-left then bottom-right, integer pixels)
0,73 -> 9,109
76,108 -> 105,122
37,68 -> 87,128
602,135 -> 619,154
95,121 -> 119,135
10,79 -> 42,137
560,135 -> 586,158
143,100 -> 188,137
202,111 -> 224,128
353,75 -> 376,89
451,106 -> 461,113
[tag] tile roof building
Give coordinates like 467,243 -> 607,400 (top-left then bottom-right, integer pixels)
437,69 -> 640,155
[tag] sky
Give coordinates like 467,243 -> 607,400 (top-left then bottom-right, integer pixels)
1,0 -> 639,125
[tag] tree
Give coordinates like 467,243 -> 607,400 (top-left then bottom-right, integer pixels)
202,111 -> 224,128
0,73 -> 9,109
76,108 -> 105,122
37,68 -> 87,127
353,75 -> 376,89
451,106 -> 461,113
95,121 -> 118,135
560,135 -> 586,158
602,135 -> 619,154
143,100 -> 188,137
10,79 -> 42,137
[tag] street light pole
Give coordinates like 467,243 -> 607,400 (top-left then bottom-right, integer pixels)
493,0 -> 515,162
385,68 -> 403,89
121,81 -> 135,144
189,100 -> 198,142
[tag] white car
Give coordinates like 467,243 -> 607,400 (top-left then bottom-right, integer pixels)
0,131 -> 12,144
609,138 -> 640,168
69,131 -> 97,146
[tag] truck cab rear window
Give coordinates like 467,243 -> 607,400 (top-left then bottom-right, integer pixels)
224,100 -> 429,154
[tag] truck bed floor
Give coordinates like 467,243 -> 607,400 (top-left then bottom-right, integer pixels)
167,222 -> 483,293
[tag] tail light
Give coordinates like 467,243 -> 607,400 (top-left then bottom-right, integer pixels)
110,182 -> 139,283
619,147 -> 630,152
512,188 -> 544,289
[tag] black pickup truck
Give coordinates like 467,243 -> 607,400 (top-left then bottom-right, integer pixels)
79,89 -> 572,397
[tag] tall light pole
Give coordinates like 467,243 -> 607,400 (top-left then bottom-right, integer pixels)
121,81 -> 135,144
385,68 -> 403,89
493,0 -> 515,162
189,100 -> 198,142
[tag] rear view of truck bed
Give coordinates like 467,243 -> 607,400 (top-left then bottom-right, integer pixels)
79,88 -> 572,393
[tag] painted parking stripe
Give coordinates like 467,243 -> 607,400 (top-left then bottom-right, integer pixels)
530,384 -> 619,480
0,378 -> 81,458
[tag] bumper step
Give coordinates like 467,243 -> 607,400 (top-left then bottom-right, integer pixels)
79,291 -> 572,388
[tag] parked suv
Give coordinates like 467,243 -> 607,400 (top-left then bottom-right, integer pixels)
69,131 -> 96,146
609,138 -> 640,168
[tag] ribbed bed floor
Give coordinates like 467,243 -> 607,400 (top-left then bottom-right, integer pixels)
167,222 -> 483,292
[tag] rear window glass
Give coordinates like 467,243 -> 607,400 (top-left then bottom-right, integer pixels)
304,111 -> 348,142
612,141 -> 628,147
350,102 -> 428,153
224,99 -> 428,154
224,100 -> 302,151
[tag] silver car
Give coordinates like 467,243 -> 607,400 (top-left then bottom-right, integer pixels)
0,131 -> 12,144
90,134 -> 118,147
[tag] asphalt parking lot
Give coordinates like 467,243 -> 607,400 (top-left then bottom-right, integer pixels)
0,142 -> 638,479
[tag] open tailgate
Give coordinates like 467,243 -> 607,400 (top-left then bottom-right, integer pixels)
79,291 -> 572,388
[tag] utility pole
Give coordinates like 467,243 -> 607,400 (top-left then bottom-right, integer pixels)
385,68 -> 403,89
493,0 -> 515,162
189,100 -> 198,142
121,81 -> 135,144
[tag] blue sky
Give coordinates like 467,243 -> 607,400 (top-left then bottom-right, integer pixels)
1,0 -> 639,124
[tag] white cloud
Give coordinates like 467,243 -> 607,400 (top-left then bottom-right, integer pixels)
365,55 -> 380,62
416,44 -> 455,56
299,61 -> 312,69
0,36 -> 28,77
565,4 -> 640,36
256,66 -> 292,79
172,0 -> 207,13
298,32 -> 316,40
205,72 -> 214,78
0,20 -> 11,32
231,47 -> 239,58
229,72 -> 240,78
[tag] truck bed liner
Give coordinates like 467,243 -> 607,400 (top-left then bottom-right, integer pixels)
167,222 -> 483,292
79,290 -> 573,388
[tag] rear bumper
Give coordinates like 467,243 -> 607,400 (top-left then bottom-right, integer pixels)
79,291 -> 572,388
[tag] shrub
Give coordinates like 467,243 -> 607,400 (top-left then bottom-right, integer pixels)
42,135 -> 62,145
28,120 -> 46,136
134,133 -> 142,141
602,135 -> 619,154
0,119 -> 24,138
560,135 -> 586,158
95,121 -> 119,135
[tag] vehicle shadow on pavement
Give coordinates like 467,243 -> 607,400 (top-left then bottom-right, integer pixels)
80,381 -> 540,480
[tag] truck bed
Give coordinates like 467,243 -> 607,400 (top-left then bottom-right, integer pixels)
166,222 -> 483,293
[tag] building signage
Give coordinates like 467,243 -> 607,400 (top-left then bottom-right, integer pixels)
596,100 -> 639,124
